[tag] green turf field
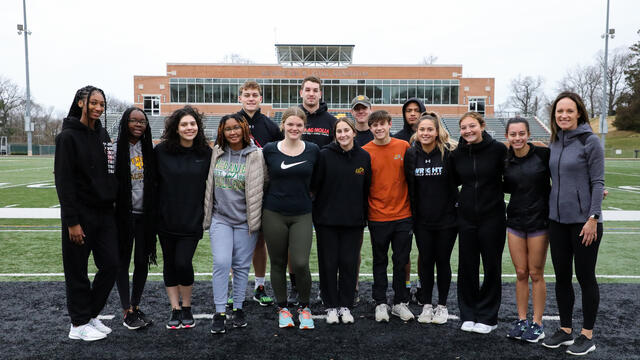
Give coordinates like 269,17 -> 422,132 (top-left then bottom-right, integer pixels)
1,156 -> 639,282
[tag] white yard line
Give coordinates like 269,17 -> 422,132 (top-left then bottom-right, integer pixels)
0,166 -> 51,173
0,180 -> 54,189
606,171 -> 640,178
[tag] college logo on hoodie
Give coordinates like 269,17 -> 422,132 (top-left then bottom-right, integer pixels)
104,142 -> 115,174
355,167 -> 365,175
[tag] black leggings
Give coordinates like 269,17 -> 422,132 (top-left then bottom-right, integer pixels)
315,225 -> 362,309
414,225 -> 457,305
549,220 -> 602,330
116,214 -> 148,310
159,234 -> 200,287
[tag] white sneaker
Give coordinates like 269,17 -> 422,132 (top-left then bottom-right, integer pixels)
391,302 -> 415,321
417,304 -> 433,324
339,307 -> 354,324
472,322 -> 498,334
432,305 -> 448,324
89,317 -> 112,334
68,323 -> 107,341
326,308 -> 339,324
461,321 -> 476,332
375,304 -> 390,323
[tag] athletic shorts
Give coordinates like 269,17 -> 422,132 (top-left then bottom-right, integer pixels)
507,227 -> 548,239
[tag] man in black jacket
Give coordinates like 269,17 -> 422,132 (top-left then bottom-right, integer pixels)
351,95 -> 373,146
393,97 -> 426,143
300,76 -> 337,148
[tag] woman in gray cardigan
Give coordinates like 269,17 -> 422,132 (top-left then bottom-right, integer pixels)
542,92 -> 604,356
203,114 -> 266,334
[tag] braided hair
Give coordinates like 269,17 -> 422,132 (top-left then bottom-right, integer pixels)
67,85 -> 107,123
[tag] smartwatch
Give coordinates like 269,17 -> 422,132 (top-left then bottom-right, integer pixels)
589,214 -> 599,220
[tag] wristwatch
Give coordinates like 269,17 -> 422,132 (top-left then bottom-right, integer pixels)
589,214 -> 600,220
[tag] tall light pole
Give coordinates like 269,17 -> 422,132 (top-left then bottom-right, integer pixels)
599,0 -> 615,150
17,0 -> 33,156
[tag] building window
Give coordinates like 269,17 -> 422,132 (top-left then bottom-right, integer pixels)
143,95 -> 160,116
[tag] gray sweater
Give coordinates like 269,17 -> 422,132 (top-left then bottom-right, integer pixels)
549,123 -> 604,224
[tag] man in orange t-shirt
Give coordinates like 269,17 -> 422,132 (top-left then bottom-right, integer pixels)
362,110 -> 415,323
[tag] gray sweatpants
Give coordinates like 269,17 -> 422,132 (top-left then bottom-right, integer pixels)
210,217 -> 258,313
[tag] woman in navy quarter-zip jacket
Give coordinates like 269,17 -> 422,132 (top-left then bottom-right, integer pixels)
449,112 -> 507,335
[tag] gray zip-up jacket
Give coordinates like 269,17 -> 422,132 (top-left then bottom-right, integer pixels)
549,122 -> 604,224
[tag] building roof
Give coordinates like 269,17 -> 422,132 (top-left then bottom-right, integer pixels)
275,44 -> 355,67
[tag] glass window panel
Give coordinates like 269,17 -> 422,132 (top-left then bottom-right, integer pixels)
382,85 -> 391,104
289,85 -> 298,105
424,86 -> 433,105
442,85 -> 450,104
417,85 -> 425,102
220,85 -> 229,103
170,84 -> 179,102
187,84 -> 196,103
213,85 -> 221,103
263,85 -> 272,104
391,86 -> 401,104
204,84 -> 213,103
340,85 -> 349,105
398,86 -> 408,104
230,85 -> 238,103
451,86 -> 459,104
195,84 -> 204,103
331,85 -> 340,105
273,85 -> 281,105
374,85 -> 383,104
433,86 -> 442,104
366,85 -> 374,100
349,86 -> 357,103
408,86 -> 417,99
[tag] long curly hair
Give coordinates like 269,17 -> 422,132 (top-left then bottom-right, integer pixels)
160,105 -> 209,154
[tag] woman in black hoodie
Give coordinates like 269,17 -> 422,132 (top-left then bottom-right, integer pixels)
449,112 -> 507,334
54,85 -> 118,341
154,105 -> 212,330
113,107 -> 157,330
312,118 -> 371,325
404,112 -> 458,325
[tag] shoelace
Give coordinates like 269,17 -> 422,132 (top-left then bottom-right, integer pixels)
300,309 -> 312,319
280,309 -> 293,318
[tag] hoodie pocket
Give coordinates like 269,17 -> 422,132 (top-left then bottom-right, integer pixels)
576,189 -> 589,215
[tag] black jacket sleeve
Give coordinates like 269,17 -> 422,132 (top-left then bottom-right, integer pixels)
363,153 -> 372,222
54,133 -> 80,226
403,147 -> 416,220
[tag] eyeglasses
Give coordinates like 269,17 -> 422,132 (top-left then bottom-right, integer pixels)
223,125 -> 242,132
128,119 -> 148,125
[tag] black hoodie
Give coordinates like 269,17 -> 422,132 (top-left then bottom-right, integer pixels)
404,143 -> 458,229
54,116 -> 117,226
236,108 -> 283,148
449,131 -> 507,221
301,102 -> 337,148
311,142 -> 371,227
393,97 -> 426,143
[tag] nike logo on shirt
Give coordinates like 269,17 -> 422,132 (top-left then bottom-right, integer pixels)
281,160 -> 307,169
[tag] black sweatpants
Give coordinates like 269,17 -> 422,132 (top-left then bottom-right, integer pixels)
315,225 -> 362,309
158,234 -> 200,287
116,214 -> 148,310
457,214 -> 506,324
414,225 -> 458,305
369,218 -> 413,305
549,220 -> 602,330
61,207 -> 119,326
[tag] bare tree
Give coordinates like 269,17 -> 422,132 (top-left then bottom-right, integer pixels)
106,93 -> 132,113
508,75 -> 545,117
0,77 -> 24,132
558,64 -> 602,118
222,53 -> 254,64
598,47 -> 633,115
421,54 -> 438,65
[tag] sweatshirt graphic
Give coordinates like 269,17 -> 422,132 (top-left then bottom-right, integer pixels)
300,102 -> 338,148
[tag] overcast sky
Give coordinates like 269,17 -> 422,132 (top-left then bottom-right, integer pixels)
1,0 -> 639,115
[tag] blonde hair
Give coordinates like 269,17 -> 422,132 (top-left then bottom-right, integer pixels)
279,107 -> 307,131
410,112 -> 457,159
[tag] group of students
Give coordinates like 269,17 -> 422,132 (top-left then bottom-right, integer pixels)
54,78 -> 604,356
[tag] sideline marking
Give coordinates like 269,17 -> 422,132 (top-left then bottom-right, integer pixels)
0,166 -> 51,173
0,180 -> 54,189
4,204 -> 18,208
606,171 -> 640,178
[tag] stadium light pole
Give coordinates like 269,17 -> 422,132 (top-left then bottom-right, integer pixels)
17,0 -> 33,156
599,0 -> 614,150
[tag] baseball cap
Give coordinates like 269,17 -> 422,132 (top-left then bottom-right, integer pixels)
351,95 -> 371,109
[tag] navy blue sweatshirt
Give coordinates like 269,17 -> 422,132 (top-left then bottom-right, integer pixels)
154,142 -> 212,238
237,108 -> 283,148
450,131 -> 507,221
404,143 -> 458,229
311,142 -> 371,227
54,116 -> 117,226
301,102 -> 337,148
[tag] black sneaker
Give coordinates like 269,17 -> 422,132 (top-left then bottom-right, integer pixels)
506,319 -> 529,340
566,335 -> 596,356
123,310 -> 146,330
522,322 -> 545,343
166,309 -> 182,330
253,285 -> 274,306
181,306 -> 195,328
288,287 -> 299,306
133,307 -> 153,327
542,328 -> 574,348
232,309 -> 247,328
210,313 -> 226,334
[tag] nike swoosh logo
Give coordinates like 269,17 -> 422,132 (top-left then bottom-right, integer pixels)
280,160 -> 306,169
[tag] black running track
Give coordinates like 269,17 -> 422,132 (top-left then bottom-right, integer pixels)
3,281 -> 639,359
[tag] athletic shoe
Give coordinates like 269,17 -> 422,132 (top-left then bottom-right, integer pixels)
432,305 -> 449,325
288,287 -> 299,306
253,285 -> 274,306
417,304 -> 433,324
210,313 -> 226,334
166,309 -> 182,330
542,329 -> 575,348
123,311 -> 146,330
339,307 -> 354,324
68,323 -> 107,341
391,302 -> 415,321
89,317 -> 112,334
326,308 -> 339,324
133,307 -> 153,326
472,322 -> 498,334
298,307 -> 315,330
232,309 -> 247,328
566,335 -> 596,356
181,306 -> 195,328
507,319 -> 529,340
375,304 -> 390,323
278,307 -> 295,328
460,321 -> 475,332
522,322 -> 545,343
